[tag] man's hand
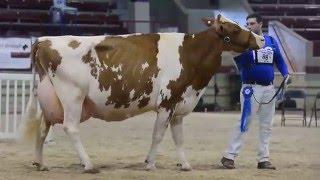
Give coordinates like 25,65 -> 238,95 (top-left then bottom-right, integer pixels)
284,74 -> 292,86
277,74 -> 291,102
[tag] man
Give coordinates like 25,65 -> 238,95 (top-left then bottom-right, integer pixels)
221,13 -> 290,170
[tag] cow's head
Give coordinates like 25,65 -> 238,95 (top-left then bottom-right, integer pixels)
202,14 -> 265,54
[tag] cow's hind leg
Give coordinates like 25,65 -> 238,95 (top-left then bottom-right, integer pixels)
170,115 -> 192,171
145,109 -> 173,170
33,114 -> 50,171
54,83 -> 98,173
62,97 -> 99,173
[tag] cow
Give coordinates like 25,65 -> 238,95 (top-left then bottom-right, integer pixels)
20,14 -> 264,173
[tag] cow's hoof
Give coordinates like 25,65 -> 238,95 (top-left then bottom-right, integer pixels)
77,162 -> 85,167
38,166 -> 49,171
145,163 -> 156,171
83,168 -> 100,174
70,163 -> 85,168
32,161 -> 40,167
32,162 -> 49,171
181,164 -> 192,171
177,163 -> 192,171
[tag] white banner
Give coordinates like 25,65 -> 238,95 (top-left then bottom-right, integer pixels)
0,37 -> 32,70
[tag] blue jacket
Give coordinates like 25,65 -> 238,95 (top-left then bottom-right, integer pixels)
234,35 -> 289,84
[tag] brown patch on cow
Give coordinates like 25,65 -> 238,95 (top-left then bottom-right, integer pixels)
68,40 -> 81,49
160,31 -> 223,111
33,39 -> 62,80
82,34 -> 160,109
138,97 -> 150,108
82,50 -> 98,79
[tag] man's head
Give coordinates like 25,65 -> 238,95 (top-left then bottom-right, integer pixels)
246,13 -> 263,35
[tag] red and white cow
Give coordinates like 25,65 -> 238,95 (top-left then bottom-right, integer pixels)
20,14 -> 264,173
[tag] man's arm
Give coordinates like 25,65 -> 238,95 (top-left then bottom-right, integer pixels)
272,36 -> 289,77
272,36 -> 292,86
233,54 -> 244,72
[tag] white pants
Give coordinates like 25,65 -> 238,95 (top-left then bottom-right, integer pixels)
224,84 -> 275,162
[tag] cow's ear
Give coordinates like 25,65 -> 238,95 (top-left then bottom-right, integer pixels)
214,23 -> 224,35
202,17 -> 214,27
213,15 -> 224,35
216,14 -> 222,22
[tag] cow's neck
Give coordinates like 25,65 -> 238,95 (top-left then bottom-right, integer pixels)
179,28 -> 224,91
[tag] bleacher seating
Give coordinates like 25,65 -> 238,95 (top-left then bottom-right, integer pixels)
249,0 -> 320,57
68,1 -> 116,12
313,41 -> 320,56
0,0 -> 127,36
3,0 -> 52,10
253,6 -> 319,16
249,0 -> 315,4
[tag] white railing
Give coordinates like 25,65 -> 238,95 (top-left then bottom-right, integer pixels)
0,73 -> 34,139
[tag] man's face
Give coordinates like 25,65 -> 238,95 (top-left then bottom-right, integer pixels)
246,17 -> 262,35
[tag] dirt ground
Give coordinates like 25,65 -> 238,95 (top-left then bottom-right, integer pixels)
0,112 -> 319,180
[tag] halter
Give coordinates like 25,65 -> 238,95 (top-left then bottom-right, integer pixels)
223,36 -> 231,43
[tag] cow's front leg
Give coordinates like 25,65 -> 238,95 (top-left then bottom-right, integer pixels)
145,109 -> 173,170
170,115 -> 192,171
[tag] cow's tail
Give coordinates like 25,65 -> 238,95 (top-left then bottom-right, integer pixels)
18,87 -> 42,143
18,40 -> 43,144
31,39 -> 39,93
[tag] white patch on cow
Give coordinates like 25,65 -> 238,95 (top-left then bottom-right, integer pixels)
111,65 -> 121,72
192,34 -> 195,39
103,62 -> 108,70
129,89 -> 135,99
142,62 -> 149,70
137,93 -> 148,101
119,33 -> 142,38
111,66 -> 116,72
220,16 -> 236,24
253,33 -> 265,48
175,86 -> 206,115
117,74 -> 122,80
221,51 -> 241,59
156,33 -> 185,103
220,15 -> 252,34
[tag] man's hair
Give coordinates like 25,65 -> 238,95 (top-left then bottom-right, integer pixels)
246,13 -> 262,23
